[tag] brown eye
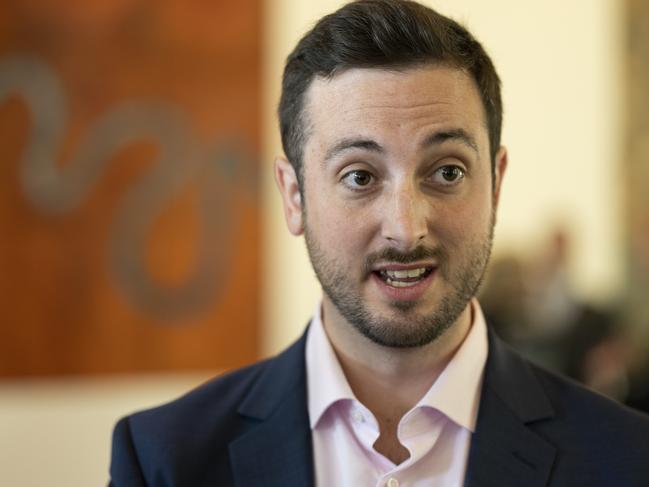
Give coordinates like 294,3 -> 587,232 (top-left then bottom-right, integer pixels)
342,169 -> 374,189
433,165 -> 465,185
352,171 -> 372,186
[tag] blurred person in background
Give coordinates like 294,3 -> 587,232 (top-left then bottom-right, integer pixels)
481,227 -> 649,409
108,1 -> 649,485
481,230 -> 619,384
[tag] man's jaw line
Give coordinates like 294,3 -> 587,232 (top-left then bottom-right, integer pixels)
319,292 -> 473,381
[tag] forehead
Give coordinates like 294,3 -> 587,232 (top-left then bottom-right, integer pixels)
303,65 -> 488,154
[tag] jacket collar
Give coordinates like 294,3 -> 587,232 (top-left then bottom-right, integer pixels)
229,330 -> 314,487
464,328 -> 557,487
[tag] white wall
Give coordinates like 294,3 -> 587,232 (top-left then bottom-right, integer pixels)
0,374 -> 211,487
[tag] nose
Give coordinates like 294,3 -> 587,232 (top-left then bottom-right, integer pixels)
381,183 -> 428,250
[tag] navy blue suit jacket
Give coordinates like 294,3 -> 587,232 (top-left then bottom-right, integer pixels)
109,328 -> 649,486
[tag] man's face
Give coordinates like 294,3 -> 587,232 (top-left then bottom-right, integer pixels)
276,65 -> 506,348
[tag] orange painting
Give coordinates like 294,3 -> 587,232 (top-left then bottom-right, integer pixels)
0,0 -> 261,376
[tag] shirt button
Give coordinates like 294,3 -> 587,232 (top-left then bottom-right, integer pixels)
387,478 -> 399,487
351,409 -> 365,423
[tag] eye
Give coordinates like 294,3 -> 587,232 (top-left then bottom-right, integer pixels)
341,169 -> 374,189
431,165 -> 466,186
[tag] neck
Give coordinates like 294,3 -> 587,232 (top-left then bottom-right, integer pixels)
321,299 -> 473,422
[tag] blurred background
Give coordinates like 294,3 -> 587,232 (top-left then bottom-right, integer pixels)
0,0 -> 647,485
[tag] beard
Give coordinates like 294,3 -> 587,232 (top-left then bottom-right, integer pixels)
304,215 -> 495,349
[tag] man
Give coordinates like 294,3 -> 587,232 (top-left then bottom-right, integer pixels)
109,1 -> 649,485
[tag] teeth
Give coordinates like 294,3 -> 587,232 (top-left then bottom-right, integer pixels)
379,267 -> 431,288
383,268 -> 427,279
407,268 -> 425,278
386,278 -> 419,288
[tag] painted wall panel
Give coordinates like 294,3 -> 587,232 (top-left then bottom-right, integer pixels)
0,0 -> 261,376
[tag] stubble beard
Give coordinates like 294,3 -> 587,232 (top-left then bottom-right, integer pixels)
304,215 -> 495,349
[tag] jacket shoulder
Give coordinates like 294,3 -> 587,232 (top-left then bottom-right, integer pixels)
110,358 -> 273,486
486,328 -> 649,441
527,360 -> 649,482
480,332 -> 649,485
131,357 -> 272,446
110,329 -> 310,486
530,361 -> 649,439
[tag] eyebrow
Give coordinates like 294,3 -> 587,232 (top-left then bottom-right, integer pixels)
421,128 -> 479,154
323,128 -> 479,165
323,138 -> 384,164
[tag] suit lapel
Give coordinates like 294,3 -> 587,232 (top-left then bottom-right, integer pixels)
229,331 -> 314,487
465,330 -> 556,487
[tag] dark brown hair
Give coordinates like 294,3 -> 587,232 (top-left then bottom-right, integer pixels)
278,0 -> 502,184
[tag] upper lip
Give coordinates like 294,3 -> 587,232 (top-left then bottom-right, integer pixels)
372,262 -> 436,272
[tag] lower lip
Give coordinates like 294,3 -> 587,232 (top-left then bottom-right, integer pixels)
371,269 -> 437,302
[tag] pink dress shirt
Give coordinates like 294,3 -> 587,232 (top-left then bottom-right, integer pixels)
306,298 -> 488,487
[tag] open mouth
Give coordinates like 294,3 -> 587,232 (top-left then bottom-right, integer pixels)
374,267 -> 434,288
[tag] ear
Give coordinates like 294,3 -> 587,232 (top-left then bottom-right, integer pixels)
492,146 -> 508,209
274,156 -> 304,235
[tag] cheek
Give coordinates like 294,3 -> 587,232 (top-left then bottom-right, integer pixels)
434,194 -> 493,243
306,198 -> 374,256
321,211 -> 370,251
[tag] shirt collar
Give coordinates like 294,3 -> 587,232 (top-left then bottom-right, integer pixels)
415,299 -> 488,432
306,301 -> 356,428
305,298 -> 489,432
